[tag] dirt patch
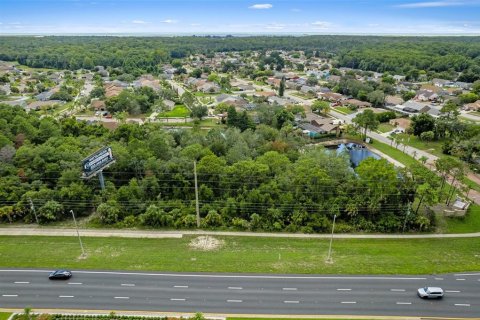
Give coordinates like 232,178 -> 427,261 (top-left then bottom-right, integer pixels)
189,236 -> 224,251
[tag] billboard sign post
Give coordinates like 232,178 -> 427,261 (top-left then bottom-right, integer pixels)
81,146 -> 115,190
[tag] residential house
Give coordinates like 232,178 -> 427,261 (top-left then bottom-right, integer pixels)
104,82 -> 127,98
253,91 -> 276,98
26,100 -> 64,112
297,113 -> 339,137
340,99 -> 372,108
432,78 -> 453,87
464,100 -> 480,111
319,92 -> 345,102
163,99 -> 176,110
385,95 -> 404,107
198,82 -> 221,93
133,75 -> 161,91
416,89 -> 438,102
35,87 -> 59,101
268,96 -> 290,106
91,99 -> 106,111
216,94 -> 247,107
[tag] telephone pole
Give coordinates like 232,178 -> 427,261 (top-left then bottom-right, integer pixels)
70,210 -> 85,257
194,160 -> 200,228
28,197 -> 39,224
326,214 -> 337,263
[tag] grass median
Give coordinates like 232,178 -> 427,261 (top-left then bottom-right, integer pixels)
0,313 -> 11,320
0,235 -> 479,274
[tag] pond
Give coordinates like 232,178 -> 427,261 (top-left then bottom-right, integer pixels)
330,143 -> 381,168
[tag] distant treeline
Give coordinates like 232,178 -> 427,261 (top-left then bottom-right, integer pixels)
0,36 -> 479,80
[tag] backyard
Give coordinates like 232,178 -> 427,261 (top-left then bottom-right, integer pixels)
157,104 -> 190,118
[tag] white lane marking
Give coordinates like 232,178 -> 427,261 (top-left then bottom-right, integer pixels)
455,304 -> 470,307
284,300 -> 299,304
455,273 -> 480,276
0,269 -> 427,281
341,301 -> 357,304
396,302 -> 412,305
114,296 -> 130,299
228,286 -> 243,290
59,295 -> 74,298
445,290 -> 461,293
456,278 -> 466,281
390,289 -> 406,292
2,295 -> 18,297
337,289 -> 352,291
174,285 -> 189,288
170,298 -> 186,301
68,282 -> 82,285
282,288 -> 297,291
435,277 -> 444,280
121,283 -> 135,287
14,281 -> 30,284
227,299 -> 243,303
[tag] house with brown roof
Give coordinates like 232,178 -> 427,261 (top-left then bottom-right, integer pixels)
91,99 -> 106,111
319,92 -> 345,102
340,99 -> 372,108
464,100 -> 480,111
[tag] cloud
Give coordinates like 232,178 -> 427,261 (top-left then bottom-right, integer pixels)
160,19 -> 178,24
132,20 -> 147,24
395,1 -> 466,8
249,4 -> 273,9
264,23 -> 286,30
311,21 -> 331,29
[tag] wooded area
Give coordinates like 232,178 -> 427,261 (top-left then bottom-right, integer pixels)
0,104 -> 445,232
1,36 -> 479,80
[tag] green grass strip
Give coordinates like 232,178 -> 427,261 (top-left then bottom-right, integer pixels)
1,235 -> 479,275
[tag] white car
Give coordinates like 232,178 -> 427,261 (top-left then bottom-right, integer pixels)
417,286 -> 444,299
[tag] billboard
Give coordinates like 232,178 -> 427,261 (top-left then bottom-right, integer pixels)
82,146 -> 115,178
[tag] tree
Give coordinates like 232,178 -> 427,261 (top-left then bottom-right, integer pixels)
411,113 -> 436,137
311,100 -> 330,115
440,100 -> 460,119
190,105 -> 208,120
278,76 -> 285,97
367,90 -> 385,107
472,80 -> 480,94
415,182 -> 438,214
420,131 -> 434,142
181,91 -> 195,107
306,75 -> 318,86
352,109 -> 379,140
401,91 -> 416,101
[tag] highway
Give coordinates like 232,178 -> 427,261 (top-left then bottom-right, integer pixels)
0,269 -> 479,317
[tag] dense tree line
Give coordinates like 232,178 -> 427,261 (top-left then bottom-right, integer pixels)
0,36 -> 479,78
0,104 -> 441,232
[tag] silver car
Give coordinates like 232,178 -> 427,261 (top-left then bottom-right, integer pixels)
417,286 -> 444,299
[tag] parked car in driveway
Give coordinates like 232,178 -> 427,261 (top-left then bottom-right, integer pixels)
49,270 -> 72,280
417,286 -> 444,299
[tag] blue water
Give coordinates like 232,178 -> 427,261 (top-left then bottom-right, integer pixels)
335,143 -> 381,168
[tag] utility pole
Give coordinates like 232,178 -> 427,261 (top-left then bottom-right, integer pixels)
70,210 -> 85,257
194,160 -> 200,228
28,197 -> 39,224
326,214 -> 337,263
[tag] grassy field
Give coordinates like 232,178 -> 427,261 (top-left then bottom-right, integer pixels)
333,106 -> 355,115
0,235 -> 479,274
444,204 -> 480,233
158,105 -> 190,118
370,139 -> 419,167
377,123 -> 395,133
0,313 -> 11,320
159,118 -> 221,128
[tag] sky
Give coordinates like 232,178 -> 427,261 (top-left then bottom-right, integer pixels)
1,0 -> 480,35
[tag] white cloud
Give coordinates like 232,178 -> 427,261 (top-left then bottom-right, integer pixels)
395,1 -> 466,8
132,20 -> 147,24
264,23 -> 286,30
249,4 -> 273,9
311,21 -> 331,29
160,19 -> 178,24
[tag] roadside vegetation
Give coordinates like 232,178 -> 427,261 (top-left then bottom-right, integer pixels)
0,313 -> 11,320
1,235 -> 479,274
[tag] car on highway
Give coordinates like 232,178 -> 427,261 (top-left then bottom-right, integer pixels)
417,286 -> 444,299
48,270 -> 72,280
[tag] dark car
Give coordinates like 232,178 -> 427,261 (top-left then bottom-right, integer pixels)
48,270 -> 72,280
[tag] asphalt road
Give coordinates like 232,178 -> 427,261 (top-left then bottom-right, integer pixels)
0,269 -> 479,317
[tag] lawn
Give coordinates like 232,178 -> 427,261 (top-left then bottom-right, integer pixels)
159,118 -> 222,128
333,106 -> 354,115
394,133 -> 445,158
370,139 -> 419,167
158,104 -> 190,118
0,235 -> 479,275
0,313 -> 11,320
377,123 -> 395,133
445,204 -> 480,233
